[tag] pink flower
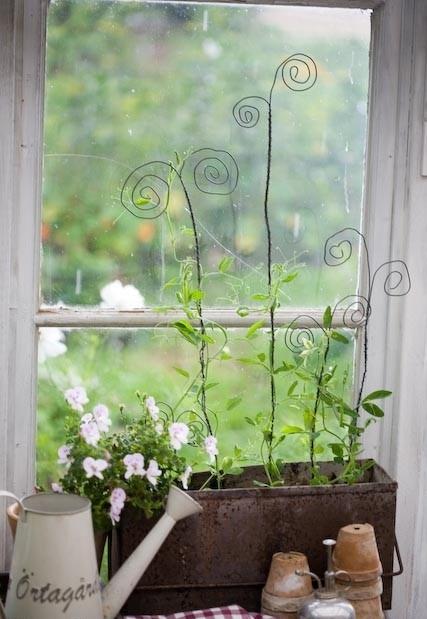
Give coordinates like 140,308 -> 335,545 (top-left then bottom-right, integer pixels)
110,487 -> 126,507
109,487 -> 126,525
64,386 -> 89,412
146,459 -> 162,487
51,482 -> 63,493
123,453 -> 145,480
169,422 -> 190,450
179,465 -> 192,490
80,419 -> 101,447
146,396 -> 160,421
57,444 -> 72,465
83,457 -> 109,480
93,404 -> 111,433
204,435 -> 218,463
110,505 -> 122,524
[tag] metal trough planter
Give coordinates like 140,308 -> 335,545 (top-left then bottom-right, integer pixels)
111,461 -> 398,615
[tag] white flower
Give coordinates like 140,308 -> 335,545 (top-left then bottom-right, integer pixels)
51,482 -> 63,493
146,459 -> 162,487
179,465 -> 192,490
100,280 -> 144,310
146,396 -> 160,421
110,506 -> 122,524
57,444 -> 72,465
38,328 -> 67,364
109,487 -> 126,523
123,453 -> 145,480
83,457 -> 109,480
203,39 -> 222,60
109,488 -> 126,525
110,487 -> 126,508
155,422 -> 164,435
204,435 -> 218,463
64,386 -> 89,412
80,420 -> 101,447
169,422 -> 190,450
93,404 -> 111,433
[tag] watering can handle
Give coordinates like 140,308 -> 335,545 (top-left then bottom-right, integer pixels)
0,491 -> 24,618
0,490 -> 24,511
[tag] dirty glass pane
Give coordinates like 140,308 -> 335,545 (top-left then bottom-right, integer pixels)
41,1 -> 370,309
37,327 -> 354,486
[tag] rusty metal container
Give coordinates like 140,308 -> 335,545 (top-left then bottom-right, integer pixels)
110,461 -> 397,616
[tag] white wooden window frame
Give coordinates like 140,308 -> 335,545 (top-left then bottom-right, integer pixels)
1,0 -> 426,616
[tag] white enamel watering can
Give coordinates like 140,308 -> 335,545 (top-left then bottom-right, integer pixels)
0,486 -> 202,619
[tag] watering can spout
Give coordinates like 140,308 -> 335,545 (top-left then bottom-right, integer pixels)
102,485 -> 202,619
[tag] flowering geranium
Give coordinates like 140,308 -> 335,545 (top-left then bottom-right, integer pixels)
53,389 -> 196,532
169,422 -> 190,450
64,386 -> 89,412
204,436 -> 218,463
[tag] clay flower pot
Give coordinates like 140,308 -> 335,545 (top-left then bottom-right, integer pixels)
261,552 -> 313,618
333,524 -> 384,619
333,523 -> 382,582
6,502 -> 20,538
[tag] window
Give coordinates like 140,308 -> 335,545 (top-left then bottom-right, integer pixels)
38,0 -> 370,487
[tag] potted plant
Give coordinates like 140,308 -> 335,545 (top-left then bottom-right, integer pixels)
50,389 -> 201,567
110,243 -> 406,614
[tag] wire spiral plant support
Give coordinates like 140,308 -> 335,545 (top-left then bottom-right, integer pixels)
121,54 -> 411,485
121,148 -> 239,485
284,227 -> 411,471
232,54 -> 317,476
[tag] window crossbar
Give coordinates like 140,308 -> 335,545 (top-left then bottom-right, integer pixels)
35,307 -> 359,329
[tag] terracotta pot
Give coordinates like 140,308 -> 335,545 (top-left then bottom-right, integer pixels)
350,597 -> 384,619
338,577 -> 384,619
7,501 -> 107,570
265,552 -> 313,598
6,502 -> 21,538
261,552 -> 313,618
333,523 -> 382,581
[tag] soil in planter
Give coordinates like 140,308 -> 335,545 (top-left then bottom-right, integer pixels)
191,460 -> 381,490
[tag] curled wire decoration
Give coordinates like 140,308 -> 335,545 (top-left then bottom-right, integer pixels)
120,162 -> 171,220
323,227 -> 411,445
231,54 -> 318,467
284,315 -> 326,354
323,227 -> 368,269
323,227 -> 411,305
333,295 -> 371,329
233,96 -> 269,129
280,53 -> 318,92
186,148 -> 239,196
176,410 -> 206,439
372,260 -> 411,297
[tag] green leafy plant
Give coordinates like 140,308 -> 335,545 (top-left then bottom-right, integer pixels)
280,305 -> 392,485
53,388 -> 196,531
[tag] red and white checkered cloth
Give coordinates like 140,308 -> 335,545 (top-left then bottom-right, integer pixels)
125,605 -> 271,619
